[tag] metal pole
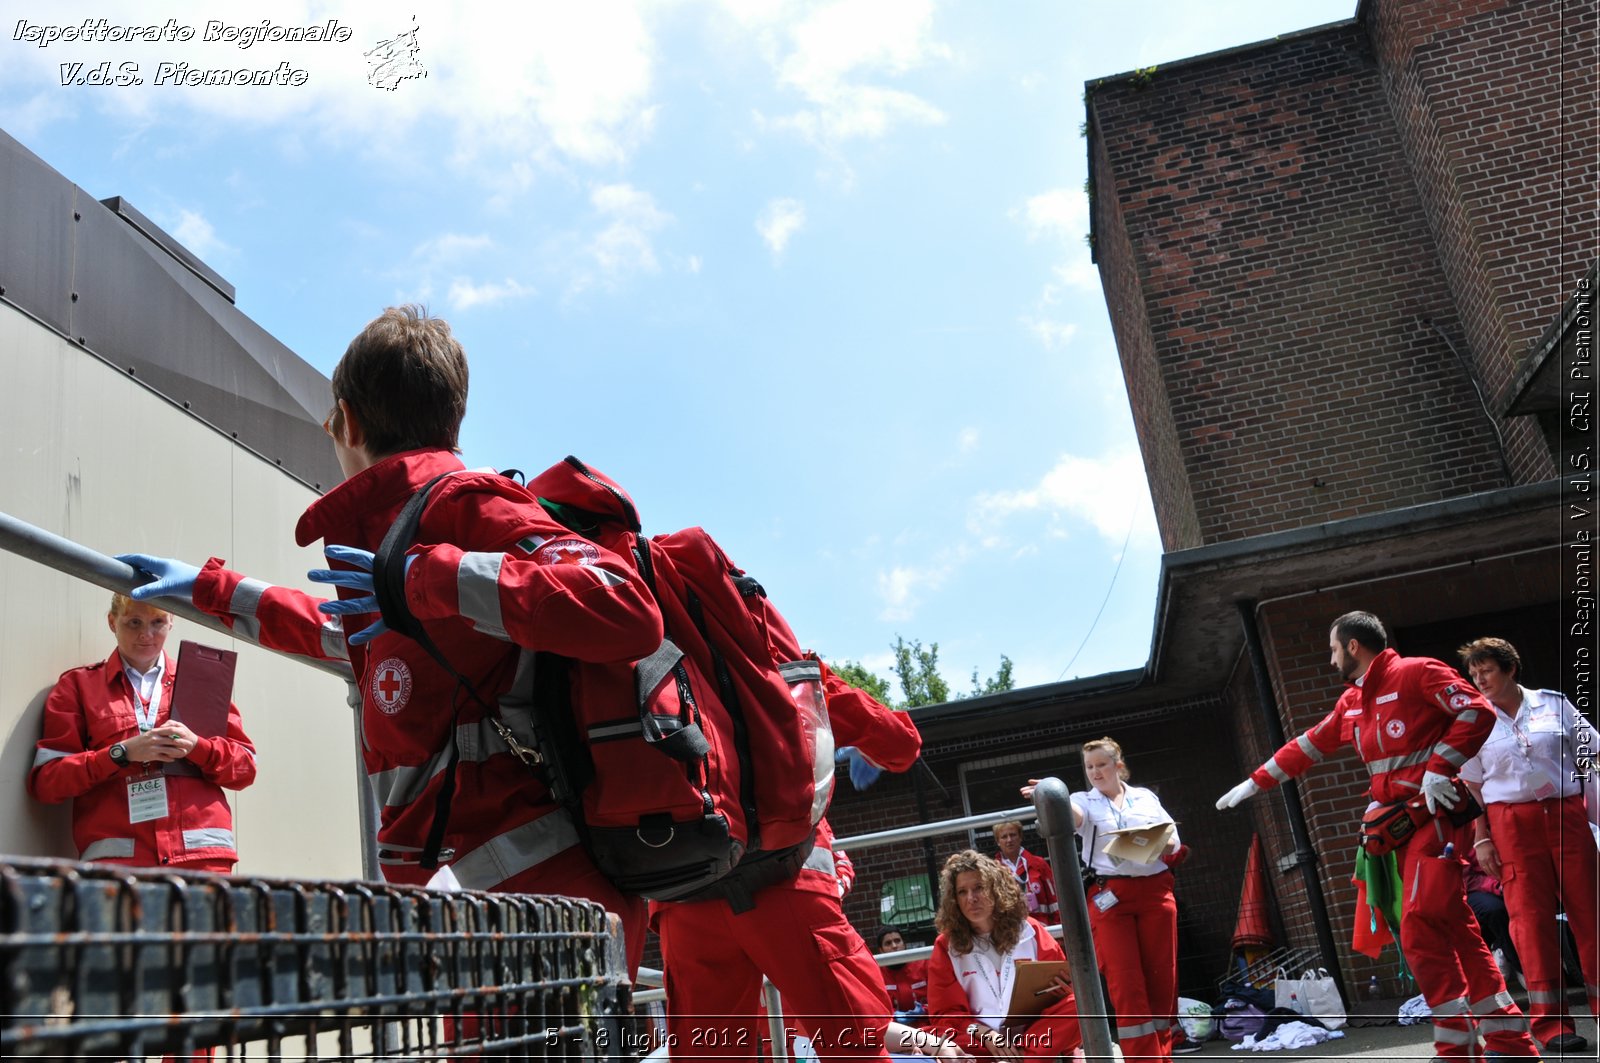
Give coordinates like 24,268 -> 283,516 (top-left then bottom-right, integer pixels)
833,805 -> 1038,851
0,508 -> 350,681
1033,777 -> 1115,1060
1236,599 -> 1349,1004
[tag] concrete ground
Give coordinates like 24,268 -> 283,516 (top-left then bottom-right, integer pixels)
1172,996 -> 1598,1060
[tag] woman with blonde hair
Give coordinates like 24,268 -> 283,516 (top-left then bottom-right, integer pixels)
925,850 -> 1081,1060
1025,737 -> 1184,1060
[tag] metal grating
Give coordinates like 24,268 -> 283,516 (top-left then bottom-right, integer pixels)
1,857 -> 637,1060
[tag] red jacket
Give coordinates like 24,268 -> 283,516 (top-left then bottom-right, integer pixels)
1251,648 -> 1493,804
29,650 -> 256,867
882,959 -> 929,1012
997,848 -> 1059,918
192,449 -> 663,890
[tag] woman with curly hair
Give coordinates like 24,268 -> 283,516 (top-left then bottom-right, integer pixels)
925,850 -> 1082,1060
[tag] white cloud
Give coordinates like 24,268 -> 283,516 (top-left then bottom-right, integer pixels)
586,182 -> 671,283
757,198 -> 806,258
170,209 -> 232,261
958,427 -> 979,453
877,561 -> 952,622
446,277 -> 534,311
731,0 -> 951,150
1022,318 -> 1079,349
971,449 -> 1155,545
1018,188 -> 1087,242
413,233 -> 494,263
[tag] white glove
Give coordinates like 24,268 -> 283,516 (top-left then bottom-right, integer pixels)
1216,778 -> 1260,810
1420,771 -> 1459,814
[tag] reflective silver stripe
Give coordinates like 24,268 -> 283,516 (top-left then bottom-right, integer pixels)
457,552 -> 508,640
1454,708 -> 1479,725
320,618 -> 350,661
1587,981 -> 1599,998
82,838 -> 136,860
804,846 -> 836,877
183,828 -> 236,851
582,565 -> 626,588
368,716 -> 508,807
1295,734 -> 1325,762
232,615 -> 263,643
1116,1021 -> 1161,1040
1470,990 -> 1515,1015
589,720 -> 642,742
1526,989 -> 1562,1004
1476,1016 -> 1528,1034
1265,758 -> 1291,783
778,660 -> 823,685
449,810 -> 580,890
33,746 -> 71,767
1432,1025 -> 1474,1045
231,577 -> 270,617
1368,749 -> 1431,774
1431,996 -> 1470,1017
1433,742 -> 1469,768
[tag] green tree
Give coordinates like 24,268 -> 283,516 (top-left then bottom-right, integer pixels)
969,655 -> 1015,697
831,659 -> 894,705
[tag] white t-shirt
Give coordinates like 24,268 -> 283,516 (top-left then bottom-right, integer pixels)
1460,686 -> 1589,805
943,919 -> 1044,1029
1072,784 -> 1178,877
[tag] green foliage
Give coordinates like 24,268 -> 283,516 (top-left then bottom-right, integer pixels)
1129,65 -> 1158,90
969,655 -> 1015,697
831,659 -> 895,705
892,636 -> 951,709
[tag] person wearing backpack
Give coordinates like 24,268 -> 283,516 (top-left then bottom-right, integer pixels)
654,662 -> 922,1061
118,305 -> 664,971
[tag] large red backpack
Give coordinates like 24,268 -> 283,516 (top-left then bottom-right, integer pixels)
375,456 -> 835,904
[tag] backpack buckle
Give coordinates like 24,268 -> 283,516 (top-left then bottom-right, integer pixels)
491,717 -> 543,766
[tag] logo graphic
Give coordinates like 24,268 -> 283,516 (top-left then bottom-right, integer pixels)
366,16 -> 427,91
1449,693 -> 1474,710
372,657 -> 413,715
535,538 -> 601,566
1384,718 -> 1406,739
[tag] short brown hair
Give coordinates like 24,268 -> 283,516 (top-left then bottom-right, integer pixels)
1458,637 -> 1521,681
332,305 -> 468,457
934,849 -> 1028,955
991,820 -> 1023,841
109,593 -> 169,620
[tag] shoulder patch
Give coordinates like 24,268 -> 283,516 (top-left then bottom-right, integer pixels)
534,538 -> 600,566
371,657 -> 413,715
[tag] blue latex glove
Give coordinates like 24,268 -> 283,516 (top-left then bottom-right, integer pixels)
835,746 -> 884,790
117,554 -> 200,604
308,545 -> 412,646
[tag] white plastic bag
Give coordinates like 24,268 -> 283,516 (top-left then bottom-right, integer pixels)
1273,968 -> 1346,1030
1176,996 -> 1214,1041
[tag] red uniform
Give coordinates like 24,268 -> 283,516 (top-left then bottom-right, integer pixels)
655,666 -> 921,1062
1250,649 -> 1539,1060
882,959 -> 929,1015
190,449 -> 663,969
996,848 -> 1059,920
1460,685 -> 1599,1047
926,916 -> 1083,1059
29,650 -> 256,871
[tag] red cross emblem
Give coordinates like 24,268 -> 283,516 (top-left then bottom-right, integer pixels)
535,538 -> 600,566
371,657 -> 413,715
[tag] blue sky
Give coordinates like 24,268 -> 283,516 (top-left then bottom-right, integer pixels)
1,0 -> 1354,693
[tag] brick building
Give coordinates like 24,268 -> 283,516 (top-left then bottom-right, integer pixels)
828,0 -> 1595,1002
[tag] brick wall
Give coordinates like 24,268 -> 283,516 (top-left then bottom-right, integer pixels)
831,700 -> 1258,1000
1365,0 -> 1594,484
1088,18 -> 1523,548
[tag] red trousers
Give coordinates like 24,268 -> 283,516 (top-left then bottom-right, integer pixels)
657,881 -> 892,1062
1400,821 -> 1539,1059
1087,871 -> 1176,1062
1488,794 -> 1600,1045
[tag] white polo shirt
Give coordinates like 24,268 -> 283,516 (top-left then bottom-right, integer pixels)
1071,784 -> 1178,877
1460,686 -> 1589,805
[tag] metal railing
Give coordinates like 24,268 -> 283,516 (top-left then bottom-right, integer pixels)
1,857 -> 635,1060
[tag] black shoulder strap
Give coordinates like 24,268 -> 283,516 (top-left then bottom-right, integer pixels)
373,472 -> 453,642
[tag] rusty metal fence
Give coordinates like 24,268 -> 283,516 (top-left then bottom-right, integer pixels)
1,857 -> 637,1060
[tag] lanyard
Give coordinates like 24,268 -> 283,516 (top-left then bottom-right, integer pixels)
126,666 -> 163,732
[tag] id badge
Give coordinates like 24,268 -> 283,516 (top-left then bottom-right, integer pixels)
127,776 -> 169,824
1093,888 -> 1119,912
1527,766 -> 1558,800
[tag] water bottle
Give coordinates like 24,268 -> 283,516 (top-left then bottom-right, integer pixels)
1366,974 -> 1381,1001
1440,842 -> 1455,859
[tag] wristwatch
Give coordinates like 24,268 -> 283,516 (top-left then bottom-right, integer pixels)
108,742 -> 130,768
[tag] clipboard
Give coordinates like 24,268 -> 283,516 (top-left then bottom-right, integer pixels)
1006,959 -> 1071,1020
163,640 -> 237,776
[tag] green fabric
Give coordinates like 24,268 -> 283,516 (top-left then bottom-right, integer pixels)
1354,845 -> 1412,982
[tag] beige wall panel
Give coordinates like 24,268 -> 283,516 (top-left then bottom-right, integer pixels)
0,305 -> 362,879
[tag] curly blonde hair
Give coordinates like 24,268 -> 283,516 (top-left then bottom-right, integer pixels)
934,849 -> 1028,954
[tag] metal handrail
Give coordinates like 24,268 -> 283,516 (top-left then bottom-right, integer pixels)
833,804 -> 1038,851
